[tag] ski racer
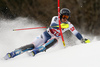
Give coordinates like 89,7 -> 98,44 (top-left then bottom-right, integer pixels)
4,8 -> 90,60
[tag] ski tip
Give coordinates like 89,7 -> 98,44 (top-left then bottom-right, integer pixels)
3,53 -> 12,60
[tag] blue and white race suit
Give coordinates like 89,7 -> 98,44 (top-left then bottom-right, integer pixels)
32,16 -> 83,47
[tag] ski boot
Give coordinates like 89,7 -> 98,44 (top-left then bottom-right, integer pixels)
29,45 -> 46,56
4,44 -> 35,60
4,49 -> 22,60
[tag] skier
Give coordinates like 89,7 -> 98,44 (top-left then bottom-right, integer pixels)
4,8 -> 90,60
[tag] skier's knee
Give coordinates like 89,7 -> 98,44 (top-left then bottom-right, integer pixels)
45,37 -> 58,50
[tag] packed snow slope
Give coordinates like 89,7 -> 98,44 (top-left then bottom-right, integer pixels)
0,17 -> 100,67
0,41 -> 100,67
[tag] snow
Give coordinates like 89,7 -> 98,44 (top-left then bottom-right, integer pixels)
0,17 -> 100,67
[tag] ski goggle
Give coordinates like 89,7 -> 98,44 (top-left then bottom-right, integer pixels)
62,15 -> 69,19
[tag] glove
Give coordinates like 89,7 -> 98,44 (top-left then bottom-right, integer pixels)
81,38 -> 90,43
61,23 -> 69,28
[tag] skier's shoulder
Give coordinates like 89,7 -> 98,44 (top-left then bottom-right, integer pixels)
52,16 -> 58,19
67,21 -> 71,25
51,16 -> 58,22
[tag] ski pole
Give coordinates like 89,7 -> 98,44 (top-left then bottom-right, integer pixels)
13,27 -> 46,31
13,25 -> 66,31
58,0 -> 66,47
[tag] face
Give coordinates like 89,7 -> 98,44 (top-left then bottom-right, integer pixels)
61,15 -> 69,22
61,18 -> 67,22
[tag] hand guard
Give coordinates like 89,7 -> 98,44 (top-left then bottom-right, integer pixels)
81,38 -> 90,43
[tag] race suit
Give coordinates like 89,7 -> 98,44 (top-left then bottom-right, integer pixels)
32,16 -> 83,47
